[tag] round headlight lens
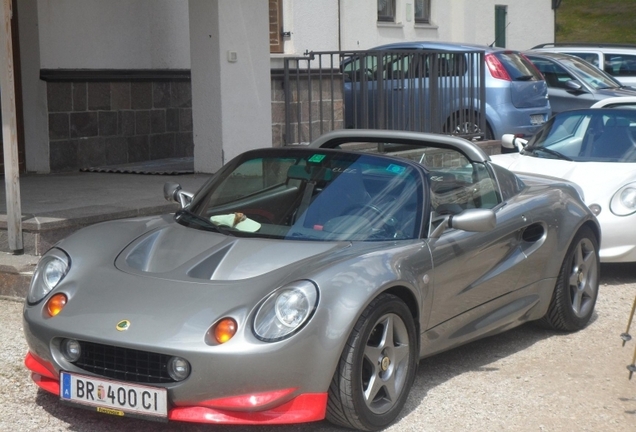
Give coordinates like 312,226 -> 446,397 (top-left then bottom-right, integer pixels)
610,184 -> 636,216
253,280 -> 318,342
61,338 -> 81,362
28,248 -> 71,304
275,290 -> 311,327
167,356 -> 191,381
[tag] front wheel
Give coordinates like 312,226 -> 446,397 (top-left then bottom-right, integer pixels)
539,226 -> 600,331
327,294 -> 418,431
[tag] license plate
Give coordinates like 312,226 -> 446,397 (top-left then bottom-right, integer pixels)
60,372 -> 168,420
530,114 -> 546,125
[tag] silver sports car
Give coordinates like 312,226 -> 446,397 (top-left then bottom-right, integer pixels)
24,130 -> 600,431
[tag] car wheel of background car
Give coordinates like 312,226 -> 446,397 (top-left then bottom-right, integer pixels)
539,226 -> 600,331
327,293 -> 418,431
445,112 -> 494,141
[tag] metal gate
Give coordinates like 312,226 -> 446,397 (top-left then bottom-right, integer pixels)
282,49 -> 486,145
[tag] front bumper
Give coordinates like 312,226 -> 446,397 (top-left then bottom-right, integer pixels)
25,352 -> 327,425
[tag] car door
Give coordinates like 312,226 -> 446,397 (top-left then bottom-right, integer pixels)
421,149 -> 541,348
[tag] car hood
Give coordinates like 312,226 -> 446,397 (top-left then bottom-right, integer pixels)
594,86 -> 636,98
491,153 -> 636,204
114,222 -> 349,282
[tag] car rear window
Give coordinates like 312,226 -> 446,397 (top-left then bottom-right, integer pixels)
495,52 -> 543,81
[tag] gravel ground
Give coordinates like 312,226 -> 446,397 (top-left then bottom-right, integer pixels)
1,263 -> 635,432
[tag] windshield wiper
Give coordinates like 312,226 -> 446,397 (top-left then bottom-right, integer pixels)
514,75 -> 534,81
523,146 -> 572,161
175,209 -> 233,235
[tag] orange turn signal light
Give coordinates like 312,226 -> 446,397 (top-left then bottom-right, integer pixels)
214,318 -> 237,344
46,293 -> 67,317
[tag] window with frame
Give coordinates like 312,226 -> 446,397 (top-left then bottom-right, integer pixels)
269,0 -> 284,53
378,0 -> 396,22
414,0 -> 431,23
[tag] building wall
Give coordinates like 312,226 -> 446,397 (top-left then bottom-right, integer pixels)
20,0 -> 554,172
37,0 -> 190,69
45,79 -> 193,172
276,0 -> 554,54
23,0 -> 194,172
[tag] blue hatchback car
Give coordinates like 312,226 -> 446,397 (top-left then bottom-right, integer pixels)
343,42 -> 551,140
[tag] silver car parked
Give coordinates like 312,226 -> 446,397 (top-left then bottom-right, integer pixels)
525,51 -> 636,115
23,130 -> 599,431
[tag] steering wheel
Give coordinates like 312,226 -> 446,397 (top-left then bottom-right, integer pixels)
341,203 -> 399,238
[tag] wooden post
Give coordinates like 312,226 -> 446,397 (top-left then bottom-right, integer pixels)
0,0 -> 23,254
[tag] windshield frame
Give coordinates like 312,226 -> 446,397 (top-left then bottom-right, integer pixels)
181,147 -> 428,242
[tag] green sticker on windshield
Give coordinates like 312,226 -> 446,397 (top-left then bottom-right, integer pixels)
308,154 -> 326,163
386,164 -> 405,174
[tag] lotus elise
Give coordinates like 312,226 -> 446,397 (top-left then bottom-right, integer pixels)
24,130 -> 600,431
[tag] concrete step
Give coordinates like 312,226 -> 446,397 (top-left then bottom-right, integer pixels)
0,252 -> 38,300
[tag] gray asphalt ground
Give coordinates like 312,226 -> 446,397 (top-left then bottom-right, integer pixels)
1,263 -> 635,432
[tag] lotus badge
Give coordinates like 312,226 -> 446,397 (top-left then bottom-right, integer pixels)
116,319 -> 131,331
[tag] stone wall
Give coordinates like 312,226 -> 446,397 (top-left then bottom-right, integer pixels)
44,75 -> 194,172
271,71 -> 344,146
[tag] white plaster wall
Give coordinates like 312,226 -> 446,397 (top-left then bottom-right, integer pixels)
190,0 -> 272,173
18,0 -> 50,173
281,0 -> 339,54
217,0 -> 272,162
37,0 -> 190,69
335,0 -> 553,51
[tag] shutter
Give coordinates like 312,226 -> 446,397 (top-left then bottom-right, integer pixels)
494,6 -> 507,48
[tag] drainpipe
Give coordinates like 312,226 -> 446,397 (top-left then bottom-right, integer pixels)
338,0 -> 342,51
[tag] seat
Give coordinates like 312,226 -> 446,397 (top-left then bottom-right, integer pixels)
589,117 -> 635,159
299,167 -> 370,229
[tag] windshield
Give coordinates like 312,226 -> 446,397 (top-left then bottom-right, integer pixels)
526,109 -> 636,162
560,56 -> 622,89
182,148 -> 423,241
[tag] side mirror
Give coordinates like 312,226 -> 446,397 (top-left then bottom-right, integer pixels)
501,134 -> 528,152
163,182 -> 193,209
565,80 -> 584,92
449,208 -> 497,232
429,208 -> 496,238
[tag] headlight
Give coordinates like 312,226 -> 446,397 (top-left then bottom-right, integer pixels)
253,280 -> 319,342
28,248 -> 70,304
610,183 -> 636,216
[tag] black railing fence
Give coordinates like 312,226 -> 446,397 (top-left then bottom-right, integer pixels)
282,49 -> 487,145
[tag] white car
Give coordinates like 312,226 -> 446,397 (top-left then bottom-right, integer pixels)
491,108 -> 636,262
591,96 -> 636,108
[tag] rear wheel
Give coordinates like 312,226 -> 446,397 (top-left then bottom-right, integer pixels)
539,226 -> 600,331
327,294 -> 418,431
445,112 -> 493,141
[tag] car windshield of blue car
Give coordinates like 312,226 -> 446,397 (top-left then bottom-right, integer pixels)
184,149 -> 423,241
525,109 -> 636,162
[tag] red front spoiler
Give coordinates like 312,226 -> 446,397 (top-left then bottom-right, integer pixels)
25,352 -> 327,425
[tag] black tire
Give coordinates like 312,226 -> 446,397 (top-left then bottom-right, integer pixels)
445,112 -> 493,141
326,294 -> 418,431
539,226 -> 600,331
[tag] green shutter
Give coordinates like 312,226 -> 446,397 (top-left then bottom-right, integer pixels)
495,6 -> 507,48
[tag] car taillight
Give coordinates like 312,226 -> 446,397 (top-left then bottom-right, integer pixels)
485,53 -> 511,81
